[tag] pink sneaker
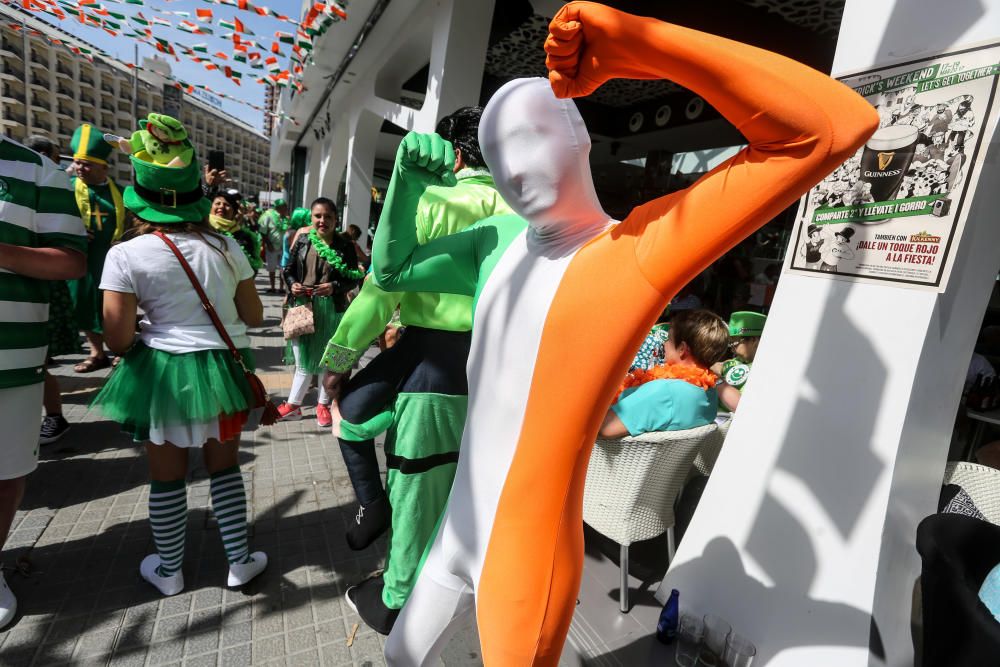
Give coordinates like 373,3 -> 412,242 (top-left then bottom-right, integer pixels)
316,404 -> 332,428
277,403 -> 302,421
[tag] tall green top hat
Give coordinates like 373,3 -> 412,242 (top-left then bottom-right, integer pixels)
122,119 -> 210,224
71,123 -> 113,165
728,311 -> 767,337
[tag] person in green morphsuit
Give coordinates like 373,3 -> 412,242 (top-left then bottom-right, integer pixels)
320,108 -> 513,635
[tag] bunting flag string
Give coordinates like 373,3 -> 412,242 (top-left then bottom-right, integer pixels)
10,0 -> 328,93
1,17 -> 300,123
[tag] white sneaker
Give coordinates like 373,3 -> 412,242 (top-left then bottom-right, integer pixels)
0,572 -> 16,629
227,551 -> 268,587
140,554 -> 185,596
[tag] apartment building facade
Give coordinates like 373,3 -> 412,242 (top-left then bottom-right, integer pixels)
0,5 -> 273,197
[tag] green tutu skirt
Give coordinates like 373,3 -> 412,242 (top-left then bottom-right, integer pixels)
92,343 -> 255,441
285,295 -> 344,375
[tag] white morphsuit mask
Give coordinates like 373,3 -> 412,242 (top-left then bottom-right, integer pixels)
479,78 -> 612,247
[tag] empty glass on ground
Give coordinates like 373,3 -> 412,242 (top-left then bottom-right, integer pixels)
724,632 -> 757,667
674,612 -> 703,666
699,614 -> 731,666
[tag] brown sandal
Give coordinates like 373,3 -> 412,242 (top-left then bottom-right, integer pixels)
73,356 -> 111,373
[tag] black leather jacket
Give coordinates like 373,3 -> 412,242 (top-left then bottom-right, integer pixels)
282,232 -> 360,312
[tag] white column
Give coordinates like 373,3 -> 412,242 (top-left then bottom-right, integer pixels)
411,0 -> 495,129
319,120 -> 349,211
301,140 -> 323,204
324,0 -> 495,242
368,0 -> 495,133
342,108 -> 382,238
658,1 -> 1000,666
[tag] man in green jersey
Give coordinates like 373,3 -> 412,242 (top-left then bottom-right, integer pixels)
0,137 -> 86,628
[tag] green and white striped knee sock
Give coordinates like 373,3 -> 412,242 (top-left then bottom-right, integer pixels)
210,466 -> 251,565
149,479 -> 187,577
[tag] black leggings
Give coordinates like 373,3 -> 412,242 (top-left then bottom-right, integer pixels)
337,327 -> 471,506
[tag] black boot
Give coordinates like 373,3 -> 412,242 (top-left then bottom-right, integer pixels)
346,577 -> 400,635
345,495 -> 390,551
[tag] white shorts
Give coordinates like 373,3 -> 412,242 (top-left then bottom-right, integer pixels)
265,248 -> 281,272
0,383 -> 44,480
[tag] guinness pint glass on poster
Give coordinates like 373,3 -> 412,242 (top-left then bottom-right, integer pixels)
860,124 -> 918,201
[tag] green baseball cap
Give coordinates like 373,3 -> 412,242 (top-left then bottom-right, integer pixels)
728,311 -> 766,337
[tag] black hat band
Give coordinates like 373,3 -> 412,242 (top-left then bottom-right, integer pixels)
133,182 -> 206,208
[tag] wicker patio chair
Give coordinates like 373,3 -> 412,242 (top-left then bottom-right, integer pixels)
943,461 -> 1000,526
692,416 -> 731,477
583,422 -> 719,612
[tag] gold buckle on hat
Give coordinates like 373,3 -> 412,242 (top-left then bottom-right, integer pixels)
160,188 -> 177,208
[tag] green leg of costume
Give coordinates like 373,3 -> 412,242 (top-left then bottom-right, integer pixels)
339,410 -> 394,443
381,392 -> 467,610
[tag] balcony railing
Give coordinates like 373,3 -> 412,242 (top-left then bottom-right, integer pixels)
29,54 -> 46,67
56,64 -> 72,78
2,44 -> 23,60
1,63 -> 24,77
80,74 -> 94,86
80,95 -> 95,106
5,113 -> 26,125
2,87 -> 25,103
101,84 -> 114,94
57,105 -> 74,117
57,88 -> 73,98
33,119 -> 51,131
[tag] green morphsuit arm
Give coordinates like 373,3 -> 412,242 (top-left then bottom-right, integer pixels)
372,132 -> 480,297
321,276 -> 400,373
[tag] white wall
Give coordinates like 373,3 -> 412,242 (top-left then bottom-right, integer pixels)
658,1 -> 1000,665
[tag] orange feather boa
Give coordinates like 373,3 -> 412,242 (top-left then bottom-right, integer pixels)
618,363 -> 718,398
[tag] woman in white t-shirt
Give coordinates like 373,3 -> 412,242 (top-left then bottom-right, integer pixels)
91,145 -> 268,597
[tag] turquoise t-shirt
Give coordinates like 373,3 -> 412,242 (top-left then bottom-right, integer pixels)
981,562 -> 1000,621
610,379 -> 718,437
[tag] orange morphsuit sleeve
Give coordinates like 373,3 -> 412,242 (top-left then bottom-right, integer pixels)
547,2 -> 879,295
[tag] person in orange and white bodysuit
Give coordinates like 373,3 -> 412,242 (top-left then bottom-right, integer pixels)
371,3 -> 879,664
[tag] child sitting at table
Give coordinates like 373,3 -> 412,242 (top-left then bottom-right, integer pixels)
715,311 -> 767,413
599,310 -> 729,438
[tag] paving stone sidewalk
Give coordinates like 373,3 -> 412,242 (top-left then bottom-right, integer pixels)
0,284 -> 486,666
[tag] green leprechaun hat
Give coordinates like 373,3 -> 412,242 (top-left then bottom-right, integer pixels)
71,123 -> 114,165
122,131 -> 210,224
728,311 -> 767,337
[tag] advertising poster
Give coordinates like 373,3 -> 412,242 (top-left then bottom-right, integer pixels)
787,42 -> 1000,290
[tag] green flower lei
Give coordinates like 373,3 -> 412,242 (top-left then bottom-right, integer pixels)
222,228 -> 264,272
308,228 -> 365,279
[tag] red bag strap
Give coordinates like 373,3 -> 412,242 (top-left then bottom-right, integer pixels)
153,231 -> 246,367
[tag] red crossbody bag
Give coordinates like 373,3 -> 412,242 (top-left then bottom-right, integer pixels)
154,231 -> 279,427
